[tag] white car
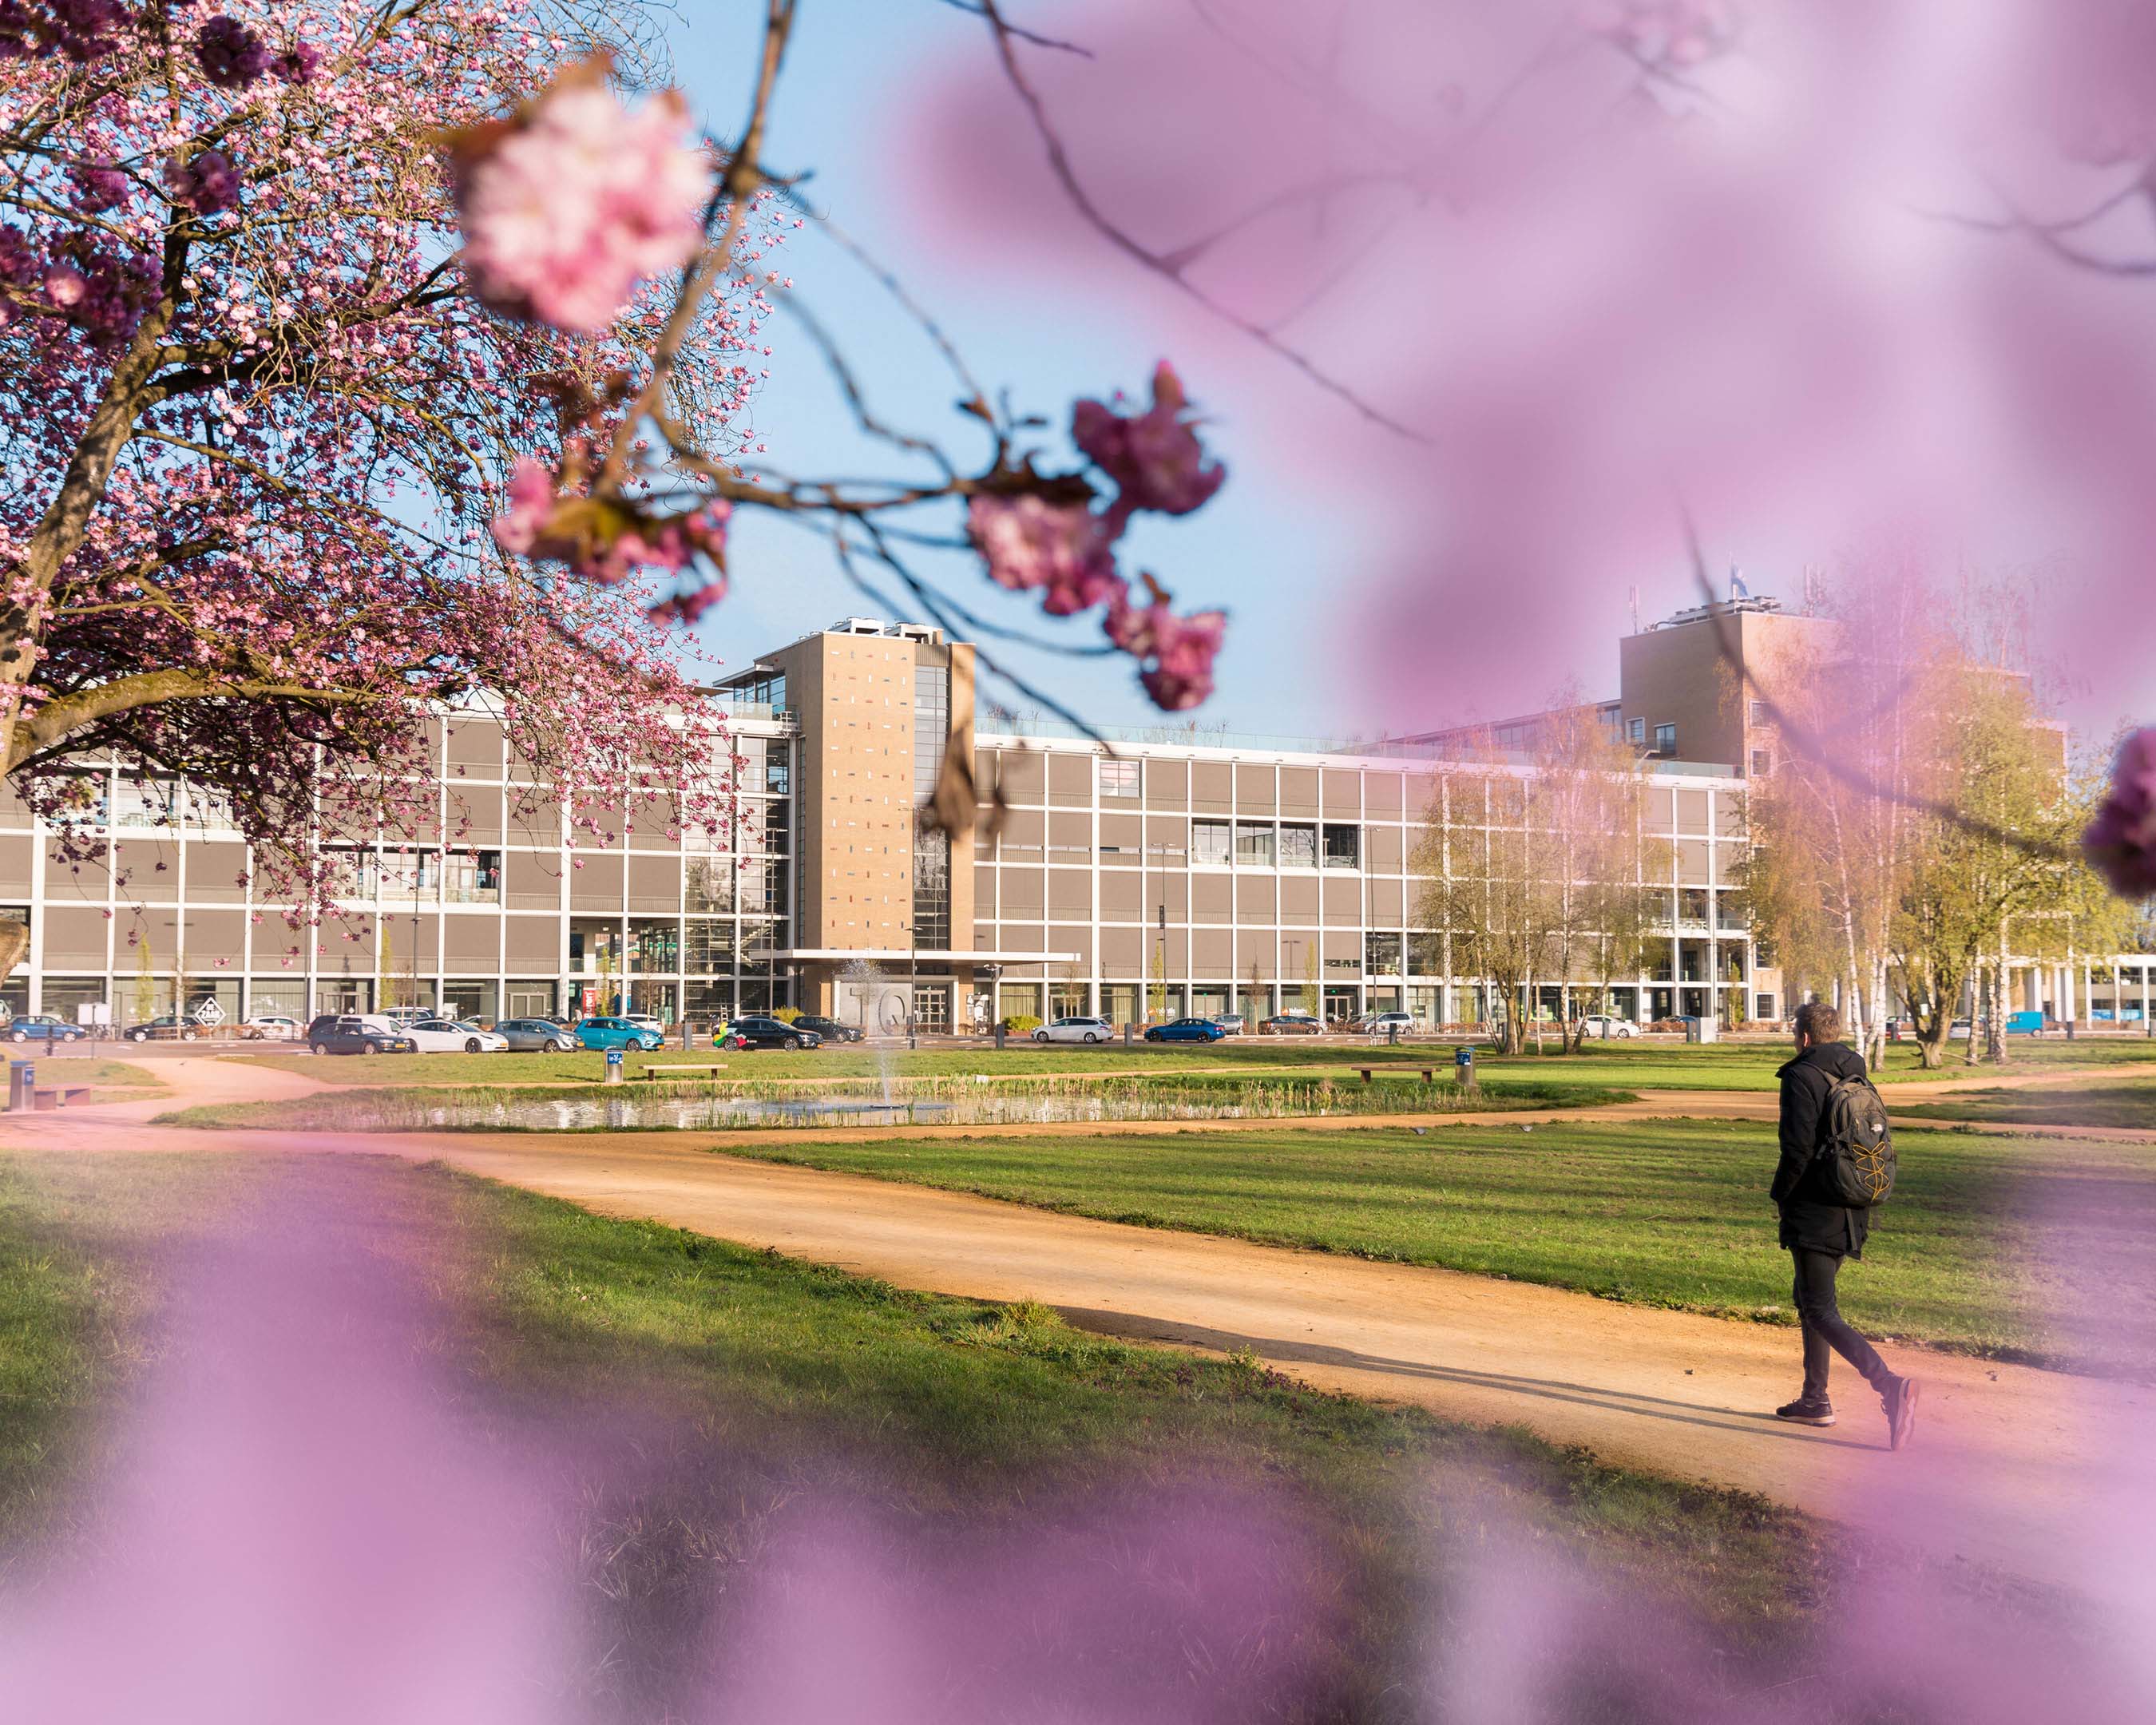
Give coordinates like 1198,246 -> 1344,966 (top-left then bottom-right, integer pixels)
1577,1015 -> 1641,1039
1361,1012 -> 1419,1036
1033,1014 -> 1112,1045
621,1013 -> 668,1038
240,1014 -> 302,1041
402,1017 -> 508,1053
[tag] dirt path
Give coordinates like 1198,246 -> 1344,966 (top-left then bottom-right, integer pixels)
6,1054 -> 2150,1590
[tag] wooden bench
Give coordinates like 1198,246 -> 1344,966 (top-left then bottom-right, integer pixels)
1354,1066 -> 1438,1085
636,1063 -> 729,1081
29,1084 -> 93,1110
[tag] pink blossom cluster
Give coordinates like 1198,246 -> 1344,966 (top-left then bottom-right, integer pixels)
2084,729 -> 2156,899
0,0 -> 127,64
968,363 -> 1228,711
1072,361 -> 1227,526
454,67 -> 711,335
164,148 -> 240,216
2,228 -> 157,345
492,457 -> 731,609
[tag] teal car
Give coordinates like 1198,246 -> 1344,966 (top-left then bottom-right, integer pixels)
574,1016 -> 664,1052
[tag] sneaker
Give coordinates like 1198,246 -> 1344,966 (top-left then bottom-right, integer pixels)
1883,1374 -> 1920,1451
1775,1396 -> 1836,1426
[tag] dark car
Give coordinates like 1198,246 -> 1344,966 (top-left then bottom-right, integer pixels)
123,1013 -> 208,1043
791,1014 -> 863,1044
305,1014 -> 418,1056
6,1013 -> 86,1045
719,1016 -> 822,1051
1144,1017 -> 1229,1044
495,1017 -> 576,1052
1260,1013 -> 1324,1036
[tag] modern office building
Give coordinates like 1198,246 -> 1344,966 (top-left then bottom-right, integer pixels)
0,609 -> 2134,1033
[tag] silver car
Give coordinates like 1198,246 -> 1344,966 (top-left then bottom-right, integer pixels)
1033,1015 -> 1113,1045
491,1017 -> 576,1053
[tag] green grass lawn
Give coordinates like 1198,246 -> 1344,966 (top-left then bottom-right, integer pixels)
235,1037 -> 2156,1093
2,1150 -> 1854,1716
709,1118 -> 2156,1378
1892,1078 -> 2156,1131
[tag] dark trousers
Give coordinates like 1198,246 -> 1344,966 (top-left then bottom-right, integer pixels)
1791,1249 -> 1894,1402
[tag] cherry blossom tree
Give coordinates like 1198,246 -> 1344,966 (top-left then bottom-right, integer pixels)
0,0 -> 1239,984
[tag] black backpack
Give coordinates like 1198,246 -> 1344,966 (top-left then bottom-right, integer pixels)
1818,1075 -> 1896,1207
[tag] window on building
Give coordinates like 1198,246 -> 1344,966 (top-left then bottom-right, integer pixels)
1322,824 -> 1360,869
1365,932 -> 1402,974
763,752 -> 790,795
683,919 -> 737,973
1678,887 -> 1710,925
1750,748 -> 1774,777
1716,895 -> 1748,930
1406,932 -> 1443,975
442,851 -> 501,903
1627,716 -> 1646,744
1235,822 -> 1275,867
1654,723 -> 1678,757
1749,700 -> 1769,725
1100,758 -> 1140,798
1191,820 -> 1231,866
1755,993 -> 1778,1021
1277,823 -> 1317,868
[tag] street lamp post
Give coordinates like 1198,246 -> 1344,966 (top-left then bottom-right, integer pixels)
899,921 -> 917,1050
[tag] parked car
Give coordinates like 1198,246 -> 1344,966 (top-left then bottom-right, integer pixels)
379,1005 -> 430,1025
792,1013 -> 864,1044
494,1017 -> 576,1052
402,1017 -> 508,1053
240,1014 -> 303,1041
8,1013 -> 86,1045
621,1013 -> 668,1038
1260,1013 -> 1323,1036
719,1016 -> 822,1051
575,1016 -> 668,1052
1361,1011 -> 1419,1037
123,1013 -> 206,1044
1035,1015 -> 1113,1045
306,1015 -> 418,1056
1576,1015 -> 1641,1039
1145,1017 -> 1228,1043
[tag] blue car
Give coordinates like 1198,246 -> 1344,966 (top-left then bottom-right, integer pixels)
575,1016 -> 665,1052
1145,1017 -> 1228,1044
6,1013 -> 86,1045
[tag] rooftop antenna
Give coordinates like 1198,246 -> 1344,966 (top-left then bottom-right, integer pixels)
1627,585 -> 1640,634
1728,565 -> 1750,604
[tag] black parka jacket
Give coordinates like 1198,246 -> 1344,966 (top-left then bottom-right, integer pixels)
1771,1041 -> 1873,1258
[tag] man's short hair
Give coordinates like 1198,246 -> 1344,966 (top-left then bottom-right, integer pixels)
1794,1001 -> 1843,1043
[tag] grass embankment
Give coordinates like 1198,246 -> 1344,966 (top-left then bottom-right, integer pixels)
153,1072 -> 1630,1133
2,1057 -> 168,1104
1892,1079 -> 2156,1132
2,1151 -> 1843,1715
234,1037 -> 2156,1093
715,1118 -> 2156,1378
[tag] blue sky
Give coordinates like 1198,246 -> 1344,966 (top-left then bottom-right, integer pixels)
656,1 -> 1499,740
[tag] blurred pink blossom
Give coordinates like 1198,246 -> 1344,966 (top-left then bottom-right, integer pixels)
1073,362 -> 1227,521
454,71 -> 710,335
2084,728 -> 2156,898
967,494 -> 1120,612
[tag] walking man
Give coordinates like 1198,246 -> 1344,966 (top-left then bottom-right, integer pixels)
1771,1001 -> 1920,1448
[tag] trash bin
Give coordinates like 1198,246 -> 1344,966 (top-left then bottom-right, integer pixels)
604,1047 -> 626,1087
1453,1045 -> 1476,1092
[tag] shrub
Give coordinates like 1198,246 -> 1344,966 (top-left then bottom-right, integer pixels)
1001,1014 -> 1043,1035
772,1006 -> 803,1025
